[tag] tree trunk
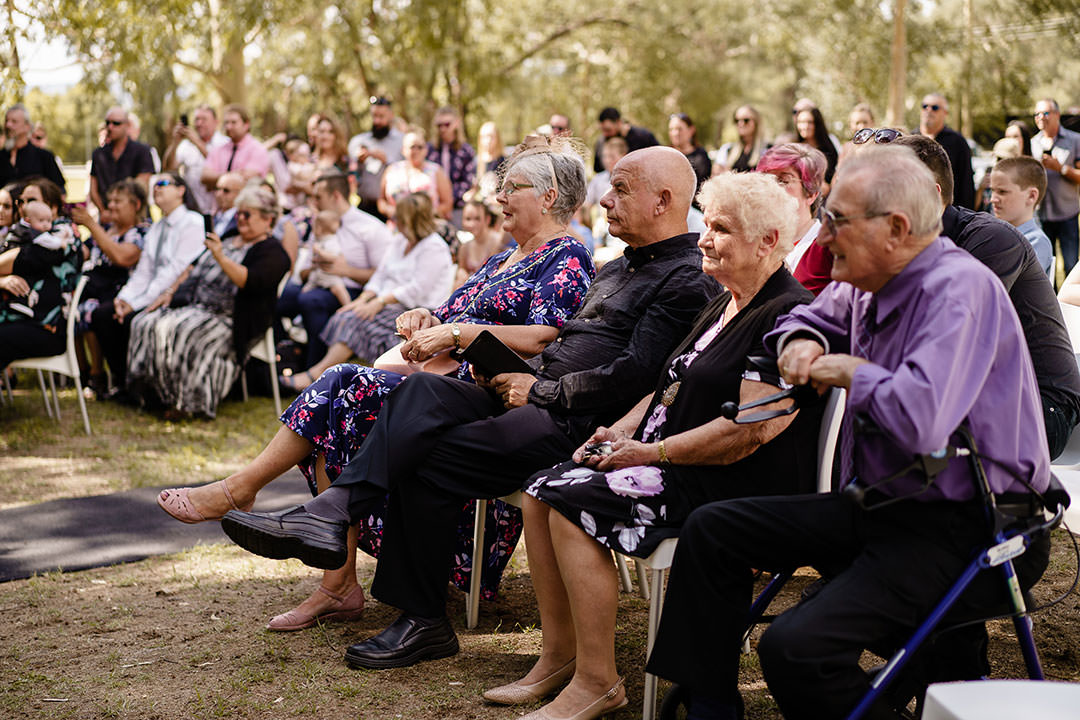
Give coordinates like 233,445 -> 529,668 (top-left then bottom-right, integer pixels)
886,0 -> 907,128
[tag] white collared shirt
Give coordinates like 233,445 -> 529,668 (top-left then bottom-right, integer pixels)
116,205 -> 206,310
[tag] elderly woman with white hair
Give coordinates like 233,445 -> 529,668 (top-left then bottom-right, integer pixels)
488,172 -> 825,719
126,184 -> 291,418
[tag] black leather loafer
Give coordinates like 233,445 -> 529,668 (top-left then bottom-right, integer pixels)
221,506 -> 348,570
344,613 -> 459,669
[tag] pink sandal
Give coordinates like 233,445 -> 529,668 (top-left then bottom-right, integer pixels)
157,480 -> 253,524
266,585 -> 366,631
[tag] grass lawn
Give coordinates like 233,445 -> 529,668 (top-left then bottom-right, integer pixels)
1,381 -> 1079,718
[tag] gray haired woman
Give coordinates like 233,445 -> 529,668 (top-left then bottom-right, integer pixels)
126,185 -> 291,418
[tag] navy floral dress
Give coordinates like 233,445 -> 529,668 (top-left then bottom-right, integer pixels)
281,236 -> 594,598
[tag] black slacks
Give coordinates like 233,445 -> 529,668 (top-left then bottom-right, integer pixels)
0,320 -> 65,368
334,372 -> 579,617
88,300 -> 136,387
645,492 -> 1048,720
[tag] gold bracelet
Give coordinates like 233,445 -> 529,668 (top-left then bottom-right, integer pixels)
451,322 -> 462,351
657,440 -> 670,465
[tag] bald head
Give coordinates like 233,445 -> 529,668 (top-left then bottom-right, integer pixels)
601,146 -> 695,246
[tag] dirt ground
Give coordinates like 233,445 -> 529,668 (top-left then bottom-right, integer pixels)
2,389 -> 1080,718
0,532 -> 1078,720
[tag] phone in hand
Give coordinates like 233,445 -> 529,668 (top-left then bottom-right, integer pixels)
180,114 -> 189,127
203,214 -> 213,235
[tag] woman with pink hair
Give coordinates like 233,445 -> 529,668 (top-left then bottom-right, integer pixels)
756,143 -> 834,295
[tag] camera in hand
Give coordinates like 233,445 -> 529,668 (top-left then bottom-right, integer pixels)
583,441 -> 614,457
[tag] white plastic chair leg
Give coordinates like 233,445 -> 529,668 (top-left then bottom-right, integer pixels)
466,499 -> 488,630
36,370 -> 52,418
636,559 -> 650,600
73,373 -> 91,435
616,552 -> 634,593
47,371 -> 61,418
642,565 -> 666,720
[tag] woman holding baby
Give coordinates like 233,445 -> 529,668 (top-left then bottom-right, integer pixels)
0,177 -> 83,369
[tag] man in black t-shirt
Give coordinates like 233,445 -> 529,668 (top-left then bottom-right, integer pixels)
916,93 -> 976,210
593,106 -> 659,173
89,107 -> 155,214
0,104 -> 66,192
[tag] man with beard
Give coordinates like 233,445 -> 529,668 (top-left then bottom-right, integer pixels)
348,97 -> 404,221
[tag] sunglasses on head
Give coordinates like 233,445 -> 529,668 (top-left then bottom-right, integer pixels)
852,128 -> 903,145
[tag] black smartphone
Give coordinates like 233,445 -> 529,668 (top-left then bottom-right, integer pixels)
180,114 -> 189,127
203,214 -> 213,234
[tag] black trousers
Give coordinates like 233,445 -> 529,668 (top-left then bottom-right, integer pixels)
88,300 -> 136,387
1042,393 -> 1077,461
645,493 -> 1049,720
334,372 -> 579,617
0,320 -> 65,368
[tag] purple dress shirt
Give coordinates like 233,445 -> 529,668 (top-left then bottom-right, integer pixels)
766,236 -> 1050,501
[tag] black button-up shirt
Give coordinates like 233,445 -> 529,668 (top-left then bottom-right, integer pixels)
527,232 -> 719,437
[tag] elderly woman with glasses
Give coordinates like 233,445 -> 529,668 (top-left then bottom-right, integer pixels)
156,135 -> 595,634
494,172 -> 823,719
756,143 -> 833,295
125,185 -> 290,418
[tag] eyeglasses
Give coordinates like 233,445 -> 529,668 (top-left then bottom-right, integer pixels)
921,103 -> 942,112
550,125 -> 568,132
154,179 -> 176,188
1034,111 -> 1055,119
215,186 -> 237,193
105,119 -> 126,126
236,209 -> 255,220
735,117 -> 755,124
436,121 -> 453,128
501,181 -> 535,197
820,207 -> 891,236
852,127 -> 903,145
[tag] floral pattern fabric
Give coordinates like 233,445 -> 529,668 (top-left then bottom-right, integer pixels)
280,236 -> 594,598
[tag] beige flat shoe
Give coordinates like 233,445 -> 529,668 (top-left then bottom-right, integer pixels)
482,657 -> 576,705
157,479 -> 252,524
266,584 -> 366,631
518,677 -> 627,720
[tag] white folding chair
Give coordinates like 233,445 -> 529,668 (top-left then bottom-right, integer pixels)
6,274 -> 92,435
637,386 -> 847,720
465,490 -> 636,630
240,275 -> 289,416
1050,300 -> 1080,468
240,327 -> 283,416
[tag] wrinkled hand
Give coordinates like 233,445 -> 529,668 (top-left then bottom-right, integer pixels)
0,274 -> 29,296
394,308 -> 436,339
572,426 -> 629,464
113,298 -> 134,321
490,372 -> 537,409
807,354 -> 868,391
400,324 -> 452,362
778,338 -> 826,386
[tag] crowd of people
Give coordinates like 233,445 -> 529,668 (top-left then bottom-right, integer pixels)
2,90 -> 1080,719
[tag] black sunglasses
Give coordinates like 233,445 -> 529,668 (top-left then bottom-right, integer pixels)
852,128 -> 903,145
921,103 -> 942,112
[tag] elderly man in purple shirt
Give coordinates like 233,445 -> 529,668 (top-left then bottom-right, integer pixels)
645,146 -> 1052,720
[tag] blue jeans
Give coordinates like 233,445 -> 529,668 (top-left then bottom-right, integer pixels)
275,282 -> 360,367
1041,213 -> 1079,275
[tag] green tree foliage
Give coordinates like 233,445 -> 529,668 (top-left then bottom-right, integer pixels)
12,0 -> 1080,162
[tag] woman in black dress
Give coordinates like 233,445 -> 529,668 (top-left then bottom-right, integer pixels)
482,172 -> 824,719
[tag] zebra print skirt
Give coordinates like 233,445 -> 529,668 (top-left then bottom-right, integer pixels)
126,306 -> 238,418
